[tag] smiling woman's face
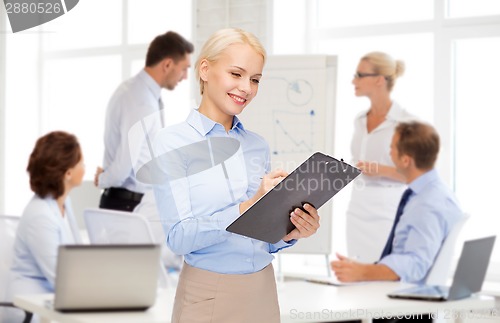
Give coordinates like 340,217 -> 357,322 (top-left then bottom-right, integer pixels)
199,43 -> 264,126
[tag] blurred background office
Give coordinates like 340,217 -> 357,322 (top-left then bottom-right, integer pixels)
1,0 -> 499,282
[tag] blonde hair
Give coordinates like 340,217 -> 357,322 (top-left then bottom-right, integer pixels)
195,28 -> 267,95
361,51 -> 405,92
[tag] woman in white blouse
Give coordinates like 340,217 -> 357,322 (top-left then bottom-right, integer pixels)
5,131 -> 84,322
346,52 -> 416,263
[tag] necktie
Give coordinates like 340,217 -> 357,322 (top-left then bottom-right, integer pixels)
158,97 -> 165,128
379,188 -> 413,259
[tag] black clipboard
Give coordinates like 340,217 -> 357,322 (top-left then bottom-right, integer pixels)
226,152 -> 361,243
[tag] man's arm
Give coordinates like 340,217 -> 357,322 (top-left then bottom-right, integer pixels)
331,253 -> 400,282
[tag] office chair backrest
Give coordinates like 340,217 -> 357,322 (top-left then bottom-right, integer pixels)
83,208 -> 169,288
0,215 -> 19,302
424,213 -> 471,286
69,180 -> 102,230
0,215 -> 34,323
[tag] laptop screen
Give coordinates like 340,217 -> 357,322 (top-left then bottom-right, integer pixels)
54,244 -> 161,312
447,236 -> 496,300
387,236 -> 496,302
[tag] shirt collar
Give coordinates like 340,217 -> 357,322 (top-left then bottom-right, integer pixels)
138,69 -> 162,101
408,168 -> 439,194
354,101 -> 404,121
186,109 -> 247,136
232,115 -> 246,132
385,102 -> 405,121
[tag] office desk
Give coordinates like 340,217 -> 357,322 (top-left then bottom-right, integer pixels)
14,288 -> 175,323
14,281 -> 495,323
278,281 -> 495,322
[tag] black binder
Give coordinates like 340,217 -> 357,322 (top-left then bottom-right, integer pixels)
226,152 -> 361,243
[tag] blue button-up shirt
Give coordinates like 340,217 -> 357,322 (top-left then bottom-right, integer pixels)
152,109 -> 293,274
379,169 -> 463,283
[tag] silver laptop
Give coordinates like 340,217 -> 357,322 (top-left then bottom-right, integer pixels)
53,244 -> 160,312
388,236 -> 496,301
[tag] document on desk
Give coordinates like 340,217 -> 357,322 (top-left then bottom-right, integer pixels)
305,277 -> 362,287
227,152 -> 361,244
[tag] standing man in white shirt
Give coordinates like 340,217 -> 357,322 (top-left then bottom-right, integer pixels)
94,31 -> 194,211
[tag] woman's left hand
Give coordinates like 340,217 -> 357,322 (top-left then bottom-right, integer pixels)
282,203 -> 320,242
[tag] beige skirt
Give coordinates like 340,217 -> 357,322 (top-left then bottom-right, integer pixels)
172,262 -> 280,323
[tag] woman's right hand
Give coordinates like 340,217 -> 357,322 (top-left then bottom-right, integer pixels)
239,169 -> 288,214
256,169 -> 288,198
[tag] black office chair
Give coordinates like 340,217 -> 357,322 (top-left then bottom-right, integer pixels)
0,215 -> 33,323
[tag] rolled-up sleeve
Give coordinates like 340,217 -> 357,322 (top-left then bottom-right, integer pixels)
379,205 -> 447,283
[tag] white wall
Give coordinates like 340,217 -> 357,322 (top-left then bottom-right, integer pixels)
0,5 -> 6,213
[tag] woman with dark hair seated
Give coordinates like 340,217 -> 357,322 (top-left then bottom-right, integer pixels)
4,131 -> 84,322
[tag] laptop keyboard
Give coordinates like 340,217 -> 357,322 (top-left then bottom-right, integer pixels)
407,285 -> 449,296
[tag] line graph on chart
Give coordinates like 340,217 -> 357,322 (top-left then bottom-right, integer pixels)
272,109 -> 316,155
258,77 -> 318,157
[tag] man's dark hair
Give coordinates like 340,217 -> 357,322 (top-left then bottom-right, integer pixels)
145,31 -> 194,67
395,121 -> 440,170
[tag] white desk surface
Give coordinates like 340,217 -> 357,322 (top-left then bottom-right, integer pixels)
278,281 -> 495,322
14,281 -> 495,323
14,288 -> 175,323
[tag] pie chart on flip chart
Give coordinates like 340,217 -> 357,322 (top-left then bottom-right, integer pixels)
4,0 -> 80,33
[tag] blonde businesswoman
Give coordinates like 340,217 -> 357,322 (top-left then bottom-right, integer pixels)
4,131 -> 83,323
346,52 -> 416,263
152,28 -> 320,323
